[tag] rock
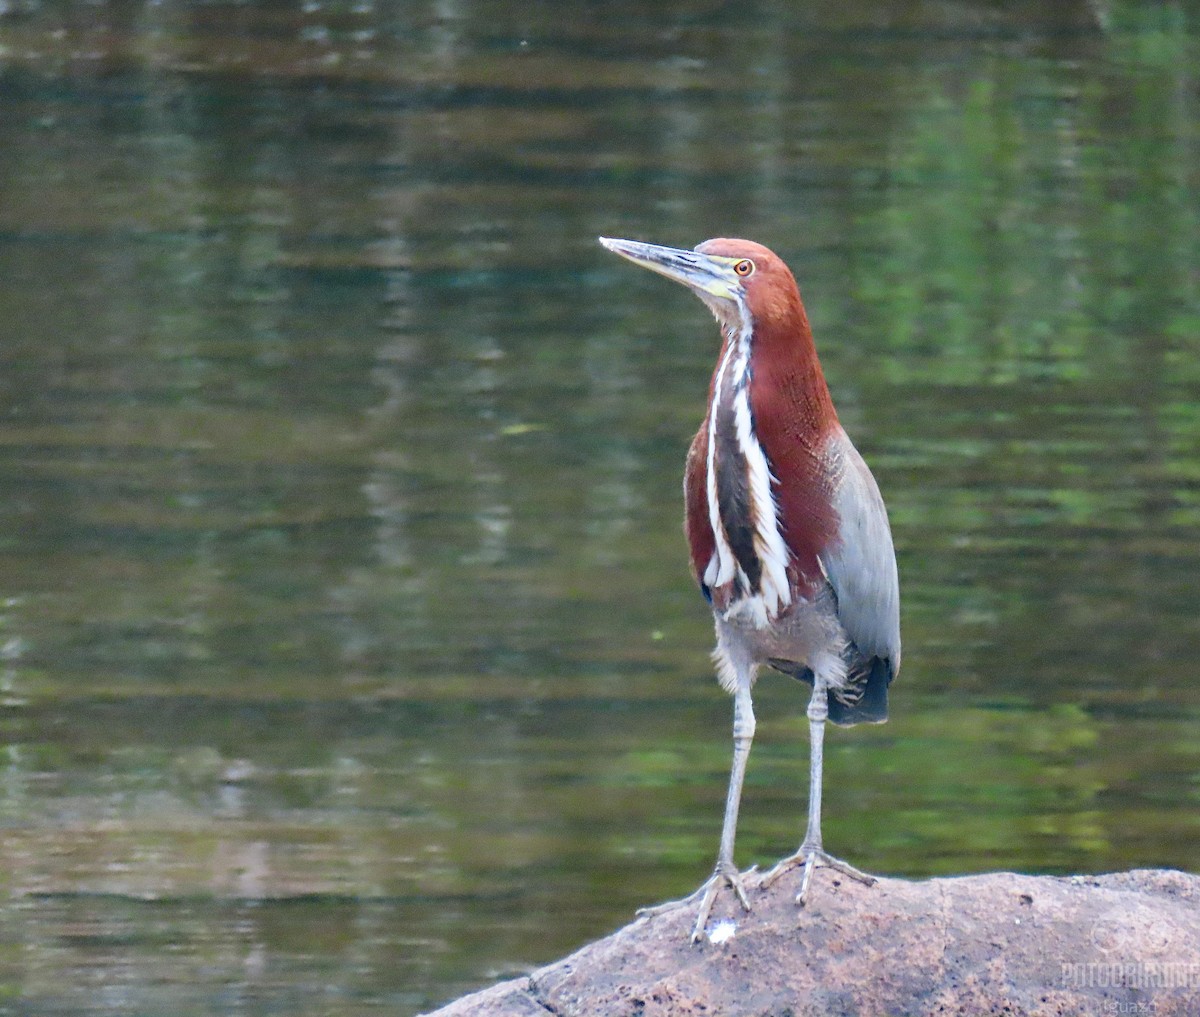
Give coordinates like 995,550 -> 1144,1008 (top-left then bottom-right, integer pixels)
422,867 -> 1200,1016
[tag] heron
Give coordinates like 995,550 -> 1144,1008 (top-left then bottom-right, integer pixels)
600,236 -> 901,942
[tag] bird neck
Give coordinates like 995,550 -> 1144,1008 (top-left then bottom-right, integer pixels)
744,298 -> 843,603
746,300 -> 838,446
696,302 -> 840,625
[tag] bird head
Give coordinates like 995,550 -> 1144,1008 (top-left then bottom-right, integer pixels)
598,236 -> 803,337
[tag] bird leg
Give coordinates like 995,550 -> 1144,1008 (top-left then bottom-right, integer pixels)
637,684 -> 756,941
761,674 -> 875,903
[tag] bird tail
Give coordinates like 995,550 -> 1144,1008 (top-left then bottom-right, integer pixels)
770,655 -> 892,726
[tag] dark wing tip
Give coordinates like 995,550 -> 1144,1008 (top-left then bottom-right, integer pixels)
828,656 -> 894,726
770,655 -> 894,727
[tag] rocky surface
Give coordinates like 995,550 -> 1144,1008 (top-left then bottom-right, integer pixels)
423,867 -> 1200,1016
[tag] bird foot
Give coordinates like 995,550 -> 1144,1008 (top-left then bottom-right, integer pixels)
637,861 -> 756,943
759,845 -> 874,904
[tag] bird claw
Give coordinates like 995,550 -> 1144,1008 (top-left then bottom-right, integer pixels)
760,846 -> 874,904
689,860 -> 755,942
636,862 -> 757,943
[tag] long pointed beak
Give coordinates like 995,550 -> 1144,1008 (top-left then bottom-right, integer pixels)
598,237 -> 742,302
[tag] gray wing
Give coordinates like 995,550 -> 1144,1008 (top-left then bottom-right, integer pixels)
820,428 -> 901,720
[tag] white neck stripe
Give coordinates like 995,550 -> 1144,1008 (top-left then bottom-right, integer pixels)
702,306 -> 793,627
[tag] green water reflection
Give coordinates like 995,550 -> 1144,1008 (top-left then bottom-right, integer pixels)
0,1 -> 1197,1013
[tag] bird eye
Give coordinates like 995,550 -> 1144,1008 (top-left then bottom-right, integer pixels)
734,259 -> 755,277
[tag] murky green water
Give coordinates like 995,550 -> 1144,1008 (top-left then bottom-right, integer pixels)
0,1 -> 1198,1013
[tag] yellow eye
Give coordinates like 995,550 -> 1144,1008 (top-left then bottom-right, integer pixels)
734,259 -> 755,277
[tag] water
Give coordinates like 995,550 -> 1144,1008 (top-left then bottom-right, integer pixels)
0,1 -> 1198,1013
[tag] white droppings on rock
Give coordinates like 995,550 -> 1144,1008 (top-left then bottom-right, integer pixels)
708,919 -> 737,945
